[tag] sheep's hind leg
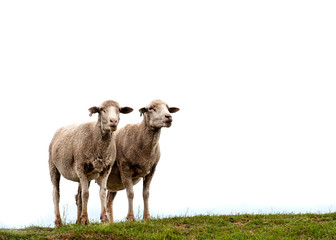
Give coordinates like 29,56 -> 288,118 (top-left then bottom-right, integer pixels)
106,191 -> 117,222
75,183 -> 82,224
49,163 -> 62,227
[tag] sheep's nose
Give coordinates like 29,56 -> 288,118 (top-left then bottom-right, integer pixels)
110,119 -> 118,125
165,114 -> 172,121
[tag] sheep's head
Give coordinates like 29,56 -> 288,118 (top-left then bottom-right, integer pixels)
89,100 -> 133,135
139,99 -> 179,130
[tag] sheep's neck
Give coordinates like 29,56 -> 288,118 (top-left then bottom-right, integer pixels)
138,120 -> 161,154
95,123 -> 114,158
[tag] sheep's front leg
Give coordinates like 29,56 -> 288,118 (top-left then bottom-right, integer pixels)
75,181 -> 92,224
99,186 -> 108,223
122,177 -> 136,221
143,165 -> 157,220
78,177 -> 90,225
96,174 -> 110,223
106,191 -> 117,222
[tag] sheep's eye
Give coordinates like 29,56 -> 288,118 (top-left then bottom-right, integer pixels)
149,107 -> 153,111
101,109 -> 106,113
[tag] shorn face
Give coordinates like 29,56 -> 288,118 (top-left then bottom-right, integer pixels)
99,105 -> 121,132
89,101 -> 133,134
140,100 -> 179,129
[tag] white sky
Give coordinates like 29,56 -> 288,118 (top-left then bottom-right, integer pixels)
1,0 -> 336,228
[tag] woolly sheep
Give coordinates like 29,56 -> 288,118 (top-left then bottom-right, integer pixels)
49,100 -> 133,226
106,99 -> 179,221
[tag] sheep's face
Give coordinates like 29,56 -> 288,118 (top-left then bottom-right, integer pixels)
89,101 -> 133,134
140,100 -> 179,129
99,105 -> 122,132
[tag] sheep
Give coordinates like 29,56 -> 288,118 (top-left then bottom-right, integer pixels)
106,99 -> 179,222
75,99 -> 179,222
48,100 -> 133,226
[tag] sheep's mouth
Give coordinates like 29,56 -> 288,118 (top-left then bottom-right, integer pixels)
163,120 -> 172,126
110,125 -> 118,131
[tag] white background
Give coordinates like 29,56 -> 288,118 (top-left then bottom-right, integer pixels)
0,1 -> 336,228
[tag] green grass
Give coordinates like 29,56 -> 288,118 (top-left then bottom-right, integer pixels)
1,213 -> 336,239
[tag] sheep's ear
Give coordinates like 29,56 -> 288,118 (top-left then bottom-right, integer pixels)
139,107 -> 147,113
139,107 -> 147,117
120,107 -> 133,114
168,107 -> 180,113
88,106 -> 101,117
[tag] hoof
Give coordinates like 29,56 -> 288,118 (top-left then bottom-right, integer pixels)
80,215 -> 89,225
107,214 -> 114,223
55,218 -> 63,227
100,214 -> 108,223
127,215 -> 136,222
143,215 -> 152,221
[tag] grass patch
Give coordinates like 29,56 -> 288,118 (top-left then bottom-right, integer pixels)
1,213 -> 336,239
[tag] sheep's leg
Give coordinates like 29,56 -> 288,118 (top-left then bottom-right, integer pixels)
126,183 -> 136,221
143,167 -> 156,221
78,177 -> 90,225
120,164 -> 136,221
49,162 -> 62,227
75,183 -> 82,224
143,176 -> 152,220
75,182 -> 91,224
96,175 -> 109,223
106,191 -> 117,222
122,178 -> 136,221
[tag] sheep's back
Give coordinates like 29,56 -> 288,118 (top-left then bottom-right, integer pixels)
115,123 -> 140,151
